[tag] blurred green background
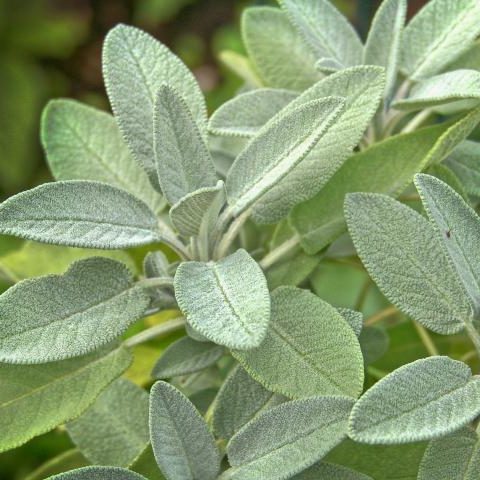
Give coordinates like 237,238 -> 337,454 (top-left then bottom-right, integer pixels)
0,0 -> 429,478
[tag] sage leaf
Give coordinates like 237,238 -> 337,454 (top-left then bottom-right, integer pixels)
46,466 -> 147,480
359,327 -> 389,366
154,85 -> 217,205
446,39 -> 480,72
418,427 -> 480,480
0,257 -> 149,363
67,379 -> 149,467
0,346 -> 131,453
344,193 -> 471,334
174,249 -> 270,350
348,356 -> 480,444
143,251 -> 170,279
41,99 -> 164,214
446,141 -> 480,197
339,308 -> 363,337
291,462 -> 373,480
152,336 -> 224,379
233,287 -> 364,398
279,0 -> 363,67
149,381 -> 221,480
0,181 -> 161,249
218,50 -> 263,88
224,396 -> 355,480
400,0 -> 480,80
315,58 -> 344,74
103,24 -> 207,188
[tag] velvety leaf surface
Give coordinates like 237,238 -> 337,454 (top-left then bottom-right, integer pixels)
446,141 -> 480,196
291,462 -> 373,480
47,466 -> 147,480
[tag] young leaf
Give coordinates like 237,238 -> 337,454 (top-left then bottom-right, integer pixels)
67,379 -> 150,467
291,462 -> 373,480
400,0 -> 480,80
418,427 -> 480,480
46,466 -> 147,480
224,396 -> 355,480
209,88 -> 298,137
143,251 -> 170,279
233,286 -> 364,399
241,7 -> 321,91
41,99 -> 164,214
348,356 -> 480,444
0,346 -> 131,453
0,257 -> 149,363
446,140 -> 480,197
279,0 -> 363,67
152,336 -> 224,379
364,0 -> 406,102
344,193 -> 471,334
149,381 -> 221,480
174,249 -> 270,350
102,24 -> 207,188
154,85 -> 217,205
226,97 -> 345,221
0,181 -> 161,249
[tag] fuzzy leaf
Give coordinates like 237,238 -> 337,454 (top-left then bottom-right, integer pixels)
149,381 -> 221,480
348,356 -> 480,444
291,462 -> 373,480
0,346 -> 131,453
143,251 -> 170,279
46,466 -> 147,480
446,141 -> 480,197
0,181 -> 161,249
67,379 -> 149,467
233,287 -> 364,399
0,257 -> 149,363
224,396 -> 355,480
345,193 -> 471,334
400,0 -> 480,80
103,24 -> 207,188
174,249 -> 270,350
339,309 -> 363,338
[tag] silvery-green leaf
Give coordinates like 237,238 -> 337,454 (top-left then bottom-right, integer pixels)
446,40 -> 480,72
338,308 -> 363,337
0,257 -> 149,363
169,181 -> 225,238
152,336 -> 224,379
143,251 -> 169,279
103,24 -> 207,188
0,181 -> 161,249
364,0 -> 406,102
426,163 -> 469,202
279,0 -> 363,67
348,356 -> 480,444
0,346 -> 131,453
394,70 -> 480,111
241,7 -> 321,91
233,287 -> 364,398
226,97 -> 345,221
359,326 -> 389,365
149,381 -> 221,480
315,58 -> 344,75
41,99 -> 164,214
209,88 -> 297,137
67,379 -> 149,467
223,396 -> 355,480
344,193 -> 471,334
46,466 -> 147,480
415,173 -> 480,314
212,365 -> 284,441
218,50 -> 263,88
154,85 -> 216,205
418,427 -> 480,480
174,249 -> 270,350
400,0 -> 480,80
250,66 -> 385,224
446,141 -> 480,197
291,462 -> 373,480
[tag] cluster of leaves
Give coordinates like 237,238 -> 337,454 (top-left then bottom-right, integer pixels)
2,0 -> 480,478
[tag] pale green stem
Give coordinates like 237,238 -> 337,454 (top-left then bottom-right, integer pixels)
158,220 -> 190,260
124,317 -> 185,348
365,305 -> 398,326
401,109 -> 432,134
138,277 -> 174,289
413,321 -> 439,356
215,208 -> 252,259
259,235 -> 300,270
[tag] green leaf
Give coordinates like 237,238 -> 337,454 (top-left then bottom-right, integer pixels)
418,427 -> 480,480
0,181 -> 161,249
41,99 -> 164,214
279,0 -> 363,68
0,346 -> 131,453
143,251 -> 170,279
344,193 -> 471,334
154,85 -> 217,205
348,356 -> 480,444
426,163 -> 469,202
218,50 -> 263,88
241,7 -> 321,91
67,379 -> 149,467
149,381 -> 221,480
0,257 -> 149,363
103,24 -> 207,188
446,141 -> 480,196
46,466 -> 147,480
291,462 -> 373,480
209,88 -> 297,138
446,40 -> 480,72
359,326 -> 389,366
152,336 -> 224,379
174,249 -> 270,350
25,450 -> 89,480
233,286 -> 364,398
212,365 -> 284,441
226,97 -> 345,221
400,0 -> 480,80
223,396 -> 354,480
339,308 -> 363,337
363,0 -> 406,102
